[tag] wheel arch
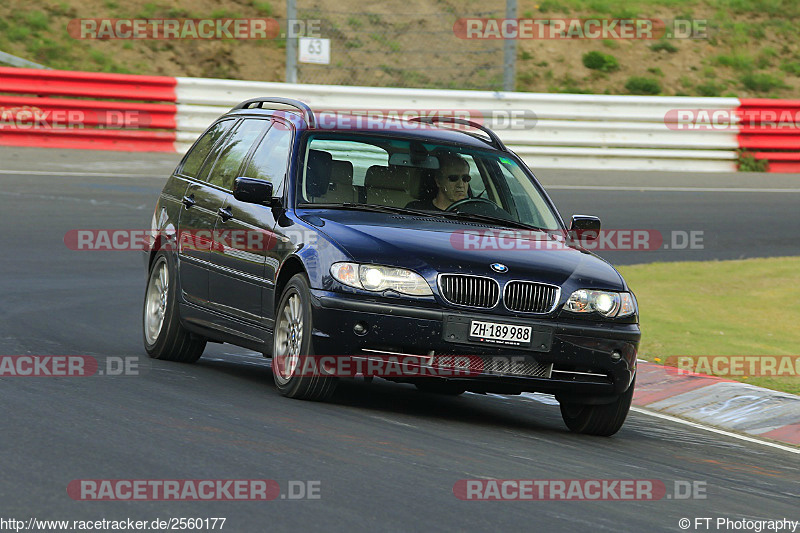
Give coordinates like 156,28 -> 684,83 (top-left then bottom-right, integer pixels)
274,255 -> 308,309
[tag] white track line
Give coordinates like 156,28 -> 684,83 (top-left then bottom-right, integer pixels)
546,185 -> 800,193
517,386 -> 799,454
630,407 -> 800,455
0,169 -> 165,178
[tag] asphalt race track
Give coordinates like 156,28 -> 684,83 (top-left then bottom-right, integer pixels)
1,147 -> 798,532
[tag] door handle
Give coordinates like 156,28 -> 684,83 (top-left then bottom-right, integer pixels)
217,206 -> 233,222
181,195 -> 196,209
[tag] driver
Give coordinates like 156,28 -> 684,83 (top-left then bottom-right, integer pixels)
405,152 -> 470,211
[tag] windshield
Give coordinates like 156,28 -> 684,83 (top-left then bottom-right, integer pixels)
297,133 -> 562,230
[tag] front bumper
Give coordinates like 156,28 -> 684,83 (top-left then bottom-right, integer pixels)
309,290 -> 640,402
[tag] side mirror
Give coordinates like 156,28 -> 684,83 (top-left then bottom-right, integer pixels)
233,177 -> 280,207
569,215 -> 601,241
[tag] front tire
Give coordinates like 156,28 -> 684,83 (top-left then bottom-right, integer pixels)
143,252 -> 206,363
559,377 -> 635,436
272,273 -> 337,401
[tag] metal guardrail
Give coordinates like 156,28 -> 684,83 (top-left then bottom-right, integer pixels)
0,51 -> 50,70
174,77 -> 741,172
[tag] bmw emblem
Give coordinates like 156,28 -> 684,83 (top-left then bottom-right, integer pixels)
490,263 -> 508,273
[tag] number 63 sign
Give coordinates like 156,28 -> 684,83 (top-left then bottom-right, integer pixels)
299,37 -> 330,64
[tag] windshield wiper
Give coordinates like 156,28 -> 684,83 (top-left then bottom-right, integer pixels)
432,211 -> 545,232
299,202 -> 440,217
300,202 -> 546,232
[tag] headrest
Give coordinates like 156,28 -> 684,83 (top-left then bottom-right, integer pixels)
306,149 -> 333,198
365,165 -> 409,191
406,167 -> 428,199
330,160 -> 354,183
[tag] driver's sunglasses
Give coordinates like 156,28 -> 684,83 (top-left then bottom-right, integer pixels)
447,174 -> 471,183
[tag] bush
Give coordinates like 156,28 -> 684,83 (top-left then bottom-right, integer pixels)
7,25 -> 30,42
650,40 -> 678,53
715,53 -> 754,71
696,81 -> 725,96
780,61 -> 800,76
741,72 -> 787,92
518,71 -> 536,85
582,51 -> 619,72
757,46 -> 777,68
24,11 -> 50,31
625,76 -> 661,95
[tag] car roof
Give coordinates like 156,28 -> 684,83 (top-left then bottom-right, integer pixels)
223,108 -> 503,151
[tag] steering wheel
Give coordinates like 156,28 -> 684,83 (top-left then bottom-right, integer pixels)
446,197 -> 504,215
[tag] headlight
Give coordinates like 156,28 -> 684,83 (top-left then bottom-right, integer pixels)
331,262 -> 432,296
564,290 -> 636,318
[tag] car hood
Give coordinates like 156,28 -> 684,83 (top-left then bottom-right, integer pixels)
301,210 -> 625,291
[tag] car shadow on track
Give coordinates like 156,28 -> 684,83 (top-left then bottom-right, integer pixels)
194,353 -> 570,436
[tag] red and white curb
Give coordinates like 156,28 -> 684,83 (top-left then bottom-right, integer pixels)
633,362 -> 799,447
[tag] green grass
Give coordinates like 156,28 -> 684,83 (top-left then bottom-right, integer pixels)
696,80 -> 726,96
650,40 -> 678,54
780,60 -> 800,76
625,76 -> 661,94
737,149 -> 770,171
2,0 -> 799,97
715,52 -> 755,71
252,1 -> 272,16
741,71 -> 788,92
618,257 -> 800,394
136,2 -> 159,19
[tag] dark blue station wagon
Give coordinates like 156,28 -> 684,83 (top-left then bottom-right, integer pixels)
143,98 -> 641,436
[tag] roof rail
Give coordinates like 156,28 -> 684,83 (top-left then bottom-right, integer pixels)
231,97 -> 316,128
407,116 -> 506,151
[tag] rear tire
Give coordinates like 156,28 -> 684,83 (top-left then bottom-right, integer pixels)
272,273 -> 337,401
143,252 -> 206,363
559,377 -> 635,436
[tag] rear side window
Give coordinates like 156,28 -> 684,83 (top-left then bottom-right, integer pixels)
179,119 -> 234,178
205,119 -> 269,190
243,121 -> 293,192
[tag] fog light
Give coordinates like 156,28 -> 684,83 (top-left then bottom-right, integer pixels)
353,322 -> 369,336
611,351 -> 621,361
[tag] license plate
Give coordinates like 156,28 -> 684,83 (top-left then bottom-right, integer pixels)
469,320 -> 532,347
